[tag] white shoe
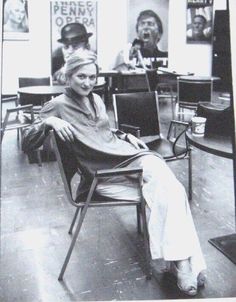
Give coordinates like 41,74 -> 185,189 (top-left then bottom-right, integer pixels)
169,262 -> 198,296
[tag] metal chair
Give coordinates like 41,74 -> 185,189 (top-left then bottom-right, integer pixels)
177,76 -> 213,121
49,130 -> 151,281
1,104 -> 34,141
113,91 -> 192,199
145,68 -> 177,119
1,104 -> 43,166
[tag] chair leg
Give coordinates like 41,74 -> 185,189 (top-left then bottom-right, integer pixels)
1,130 -> 4,143
68,208 -> 80,235
171,98 -> 176,120
140,200 -> 152,280
58,177 -> 98,281
136,204 -> 142,234
188,149 -> 193,201
17,128 -> 20,141
58,205 -> 88,281
36,149 -> 42,167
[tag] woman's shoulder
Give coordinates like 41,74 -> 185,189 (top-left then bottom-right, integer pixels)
91,93 -> 107,113
92,92 -> 104,105
41,93 -> 66,110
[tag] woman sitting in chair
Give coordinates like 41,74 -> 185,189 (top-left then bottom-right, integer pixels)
22,49 -> 206,296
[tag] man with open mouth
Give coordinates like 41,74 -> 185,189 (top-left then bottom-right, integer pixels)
113,9 -> 167,71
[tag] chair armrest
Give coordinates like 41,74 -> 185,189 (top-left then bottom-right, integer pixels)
120,124 -> 141,138
167,120 -> 189,140
7,104 -> 33,113
167,120 -> 191,157
2,95 -> 18,102
169,119 -> 189,127
96,167 -> 143,178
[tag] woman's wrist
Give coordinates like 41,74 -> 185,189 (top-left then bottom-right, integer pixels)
119,133 -> 129,141
124,133 -> 129,141
44,116 -> 53,127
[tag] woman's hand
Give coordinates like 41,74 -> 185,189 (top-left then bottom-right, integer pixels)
126,134 -> 148,150
45,116 -> 76,142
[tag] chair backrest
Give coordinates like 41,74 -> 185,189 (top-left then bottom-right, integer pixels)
113,91 -> 161,137
177,76 -> 212,108
145,69 -> 158,92
49,130 -> 82,207
196,102 -> 234,137
19,77 -> 51,88
18,77 -> 51,106
50,130 -> 78,186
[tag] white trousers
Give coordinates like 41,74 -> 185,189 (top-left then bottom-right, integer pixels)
96,154 -> 206,277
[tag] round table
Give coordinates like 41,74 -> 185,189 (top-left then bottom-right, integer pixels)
186,129 -> 235,265
186,130 -> 233,159
18,85 -> 66,103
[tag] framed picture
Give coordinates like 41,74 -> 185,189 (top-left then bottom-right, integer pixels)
186,0 -> 213,44
128,0 -> 169,68
50,0 -> 97,82
3,0 -> 29,41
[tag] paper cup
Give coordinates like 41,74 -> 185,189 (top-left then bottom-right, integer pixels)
191,116 -> 207,137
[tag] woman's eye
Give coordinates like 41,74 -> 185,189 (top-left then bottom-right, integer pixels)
78,75 -> 86,80
89,75 -> 96,81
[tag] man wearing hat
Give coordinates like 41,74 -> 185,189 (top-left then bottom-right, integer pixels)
52,22 -> 93,84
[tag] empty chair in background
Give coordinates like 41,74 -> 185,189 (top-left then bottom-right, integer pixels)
0,104 -> 42,166
1,104 -> 34,142
177,76 -> 213,121
145,69 -> 176,119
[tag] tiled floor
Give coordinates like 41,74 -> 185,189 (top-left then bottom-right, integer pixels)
1,97 -> 236,301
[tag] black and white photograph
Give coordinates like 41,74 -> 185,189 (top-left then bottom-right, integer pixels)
3,0 -> 29,40
113,0 -> 169,71
51,0 -> 97,84
186,0 -> 213,44
1,0 -> 236,302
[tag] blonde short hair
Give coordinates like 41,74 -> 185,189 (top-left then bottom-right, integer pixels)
65,49 -> 99,79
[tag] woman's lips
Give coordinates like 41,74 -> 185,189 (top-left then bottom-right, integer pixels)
82,87 -> 92,92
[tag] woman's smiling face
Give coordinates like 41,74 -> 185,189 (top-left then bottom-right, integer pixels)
69,63 -> 97,97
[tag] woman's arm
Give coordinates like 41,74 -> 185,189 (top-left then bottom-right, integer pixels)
111,128 -> 148,150
22,100 -> 56,152
22,118 -> 50,152
22,99 -> 76,152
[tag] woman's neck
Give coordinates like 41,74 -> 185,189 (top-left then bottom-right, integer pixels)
69,88 -> 96,117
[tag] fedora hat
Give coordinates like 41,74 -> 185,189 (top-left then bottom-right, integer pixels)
57,22 -> 93,44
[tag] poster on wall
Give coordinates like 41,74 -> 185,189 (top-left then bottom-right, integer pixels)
50,0 -> 97,84
186,0 -> 213,44
127,0 -> 169,69
3,0 -> 29,41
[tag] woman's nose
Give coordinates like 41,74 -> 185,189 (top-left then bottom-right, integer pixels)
83,77 -> 91,86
